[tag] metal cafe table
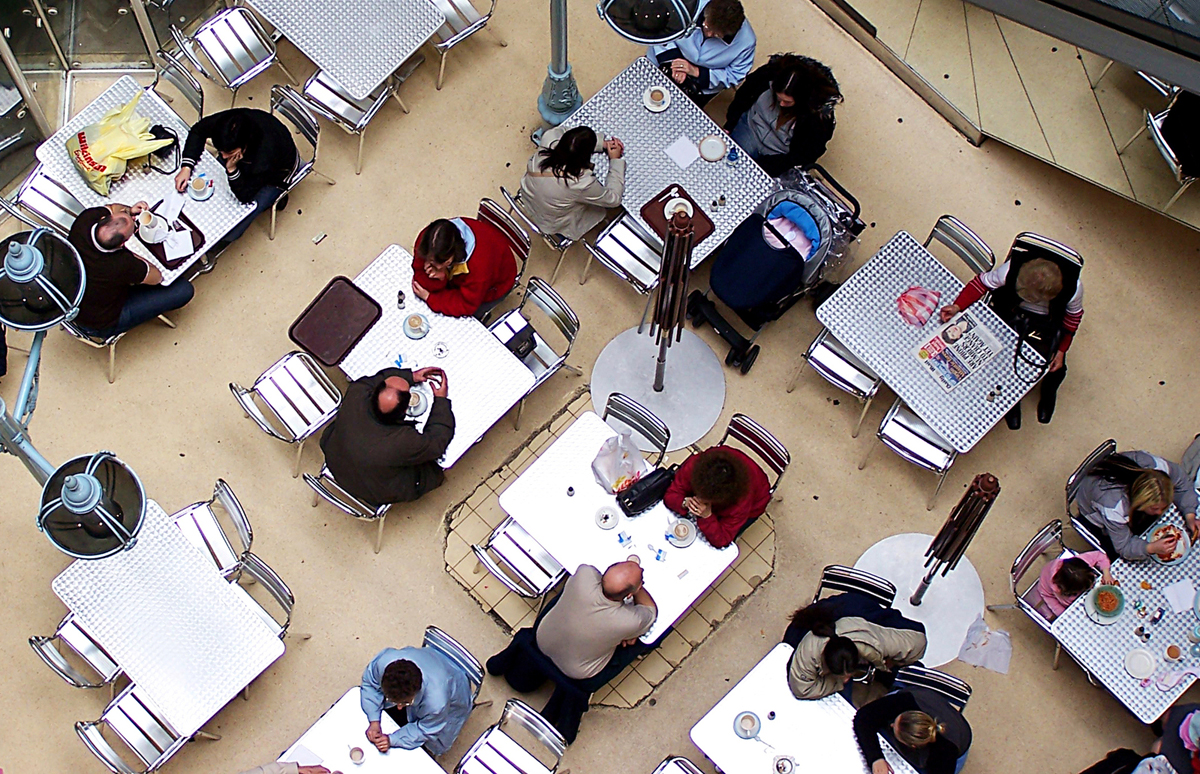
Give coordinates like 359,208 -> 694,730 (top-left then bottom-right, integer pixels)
35,75 -> 254,286
52,500 -> 284,737
499,410 -> 737,643
338,245 -> 535,468
246,0 -> 444,100
816,230 -> 1044,453
1052,506 -> 1200,723
560,56 -> 776,266
278,686 -> 445,773
690,643 -> 918,774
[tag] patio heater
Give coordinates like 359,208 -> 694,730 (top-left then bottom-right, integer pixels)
0,223 -> 147,560
647,211 -> 694,391
539,0 -> 702,123
911,473 -> 1000,605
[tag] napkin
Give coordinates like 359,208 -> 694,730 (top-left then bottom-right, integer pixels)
279,744 -> 322,766
164,230 -> 194,261
1162,578 -> 1195,614
664,135 -> 700,169
161,187 -> 186,223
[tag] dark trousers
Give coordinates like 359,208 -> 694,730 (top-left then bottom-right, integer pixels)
1006,357 -> 1067,423
80,280 -> 195,337
220,184 -> 286,244
0,325 -> 7,378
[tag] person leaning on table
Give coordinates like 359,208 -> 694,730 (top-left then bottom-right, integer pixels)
663,445 -> 770,549
360,646 -> 473,756
238,763 -> 329,774
646,0 -> 756,107
853,688 -> 972,774
410,217 -> 518,320
519,124 -> 626,242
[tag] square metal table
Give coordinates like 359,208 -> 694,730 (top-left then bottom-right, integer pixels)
338,245 -> 535,468
35,76 -> 255,286
560,57 -> 776,266
498,411 -> 738,643
689,643 -> 918,774
247,0 -> 444,100
815,230 -> 1044,452
278,686 -> 445,773
51,500 -> 285,736
1051,506 -> 1200,723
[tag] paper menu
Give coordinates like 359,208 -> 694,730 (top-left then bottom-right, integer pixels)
664,135 -> 700,169
279,743 -> 323,766
161,187 -> 186,223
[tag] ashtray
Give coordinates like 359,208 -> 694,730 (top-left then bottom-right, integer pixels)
663,197 -> 693,219
595,506 -> 620,530
773,756 -> 795,774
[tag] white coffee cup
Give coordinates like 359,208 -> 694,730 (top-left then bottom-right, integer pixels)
138,212 -> 168,244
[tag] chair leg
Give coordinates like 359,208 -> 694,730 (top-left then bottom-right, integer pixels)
1052,642 -> 1062,670
549,249 -> 568,284
269,202 -> 278,240
637,293 -> 653,334
474,698 -> 494,708
231,86 -> 239,107
852,395 -> 874,439
485,25 -> 507,47
785,359 -> 804,393
927,469 -> 949,511
436,52 -> 448,90
579,248 -> 594,285
562,363 -> 583,377
1089,59 -> 1114,88
107,341 -> 117,384
394,92 -> 410,114
356,132 -> 365,176
241,685 -> 249,701
1164,179 -> 1194,210
373,515 -> 386,554
312,169 -> 337,186
157,314 -> 176,329
857,440 -> 877,471
194,730 -> 221,741
275,59 -> 298,86
293,439 -> 305,478
514,398 -> 524,430
985,603 -> 1017,611
311,488 -> 319,508
1118,122 -> 1148,154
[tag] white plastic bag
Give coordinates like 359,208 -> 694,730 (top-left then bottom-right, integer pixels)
591,430 -> 647,493
957,614 -> 1012,674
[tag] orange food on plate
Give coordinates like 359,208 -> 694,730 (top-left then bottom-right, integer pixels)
1096,589 -> 1120,614
1152,525 -> 1186,561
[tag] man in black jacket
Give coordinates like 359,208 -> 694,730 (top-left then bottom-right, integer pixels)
319,366 -> 455,507
174,107 -> 298,253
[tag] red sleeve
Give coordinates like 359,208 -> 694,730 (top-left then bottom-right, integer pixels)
663,454 -> 696,516
950,275 -> 987,310
697,454 -> 771,548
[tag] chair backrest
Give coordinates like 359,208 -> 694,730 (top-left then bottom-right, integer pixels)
602,392 -> 670,466
499,698 -> 566,767
1011,232 -> 1084,269
423,625 -> 485,701
522,277 -> 580,349
718,413 -> 789,493
585,214 -> 663,294
234,352 -> 341,443
813,564 -> 897,606
30,622 -> 115,688
431,0 -> 494,45
1066,439 -> 1117,510
893,665 -> 972,712
271,84 -> 322,166
304,465 -> 389,521
77,684 -> 184,771
480,197 -> 531,282
192,7 -> 277,88
878,399 -> 956,474
924,215 -> 994,275
651,758 -> 705,774
18,167 -> 84,235
213,478 -> 253,552
152,49 -> 204,119
1149,105 -> 1190,180
804,327 -> 880,400
238,551 -> 293,637
473,516 -> 565,597
1009,519 -> 1065,598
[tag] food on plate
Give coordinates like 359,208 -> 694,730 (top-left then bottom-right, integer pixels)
1096,588 -> 1121,614
1152,525 -> 1186,561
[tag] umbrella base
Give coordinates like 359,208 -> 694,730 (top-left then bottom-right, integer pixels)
591,327 -> 726,452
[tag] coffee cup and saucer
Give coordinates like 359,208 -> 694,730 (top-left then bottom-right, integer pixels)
187,175 -> 215,201
666,519 -> 697,548
407,383 -> 431,418
663,197 -> 693,220
137,211 -> 169,244
403,313 -> 431,339
643,85 -> 671,113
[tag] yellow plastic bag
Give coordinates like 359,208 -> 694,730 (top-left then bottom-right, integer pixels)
65,92 -> 173,196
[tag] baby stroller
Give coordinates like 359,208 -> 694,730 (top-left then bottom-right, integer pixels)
687,164 -> 864,373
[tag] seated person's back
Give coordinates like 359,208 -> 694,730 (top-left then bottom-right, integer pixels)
410,218 -> 517,318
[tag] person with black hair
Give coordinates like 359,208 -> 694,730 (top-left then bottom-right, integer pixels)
519,124 -> 626,241
647,0 -> 756,106
360,646 -> 473,756
318,366 -> 454,507
663,446 -> 770,548
723,53 -> 842,176
411,217 -> 518,319
1033,550 -> 1112,619
175,107 -> 298,253
786,593 -> 926,700
66,204 -> 195,335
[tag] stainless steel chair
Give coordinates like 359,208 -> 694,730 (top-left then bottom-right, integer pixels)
269,85 -> 338,240
1066,439 -> 1117,553
171,478 -> 252,579
170,7 -> 296,105
860,397 -> 958,511
602,392 -> 670,467
651,757 -> 704,774
76,683 -> 219,773
472,515 -> 566,602
301,56 -> 424,175
1119,95 -> 1197,210
423,625 -> 492,707
1012,231 -> 1083,270
488,277 -> 582,430
455,699 -> 566,774
16,165 -> 84,236
791,327 -> 882,438
812,564 -> 897,606
580,212 -> 664,332
229,351 -> 341,477
716,413 -> 790,496
499,186 -> 574,284
479,197 -> 531,291
304,464 -> 391,553
893,665 -> 972,711
150,49 -> 204,120
30,613 -> 122,695
61,316 -> 176,386
233,551 -> 302,640
923,214 -> 995,275
429,0 -> 507,90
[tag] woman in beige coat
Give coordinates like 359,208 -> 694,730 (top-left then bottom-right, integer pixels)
518,124 -> 626,242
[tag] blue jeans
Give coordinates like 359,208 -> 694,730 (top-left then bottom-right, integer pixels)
220,184 -> 286,244
730,113 -> 767,162
81,280 -> 195,337
955,751 -> 969,774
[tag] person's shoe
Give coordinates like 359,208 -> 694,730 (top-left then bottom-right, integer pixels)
275,193 -> 290,212
1006,404 -> 1022,430
1038,392 -> 1057,424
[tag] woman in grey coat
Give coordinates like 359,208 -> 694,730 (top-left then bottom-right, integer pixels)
519,125 -> 626,242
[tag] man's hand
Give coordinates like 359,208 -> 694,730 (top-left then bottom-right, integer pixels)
366,721 -> 390,752
174,167 -> 192,192
871,760 -> 894,774
411,277 -> 431,301
682,496 -> 712,519
413,367 -> 439,383
604,137 -> 625,159
298,767 -> 331,774
428,368 -> 448,398
130,201 -> 150,216
620,637 -> 640,647
1049,351 -> 1065,372
938,304 -> 961,323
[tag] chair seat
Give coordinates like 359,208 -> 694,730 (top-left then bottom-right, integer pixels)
231,580 -> 285,636
482,518 -> 564,596
594,216 -> 663,292
18,168 -> 83,234
304,71 -> 390,133
195,9 -> 275,87
490,310 -> 563,386
106,688 -> 176,765
254,353 -> 340,441
461,727 -> 552,774
174,503 -> 241,575
58,616 -> 120,682
806,332 -> 880,399
879,404 -> 955,473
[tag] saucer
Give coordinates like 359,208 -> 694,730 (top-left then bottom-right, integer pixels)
187,181 -> 214,201
733,711 -> 761,739
595,506 -> 620,530
666,519 -> 697,548
1124,648 -> 1156,680
663,197 -> 693,219
643,85 -> 670,113
407,386 -> 429,418
139,222 -> 168,244
698,134 -> 727,162
403,313 -> 430,340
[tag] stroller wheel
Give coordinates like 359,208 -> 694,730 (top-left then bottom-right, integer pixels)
725,347 -> 741,367
740,345 -> 760,374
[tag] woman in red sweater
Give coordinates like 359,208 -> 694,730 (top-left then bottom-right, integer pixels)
411,217 -> 518,319
664,447 -> 771,548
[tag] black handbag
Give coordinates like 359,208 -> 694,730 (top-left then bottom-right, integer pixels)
617,465 -> 677,517
147,124 -> 180,174
504,325 -> 537,359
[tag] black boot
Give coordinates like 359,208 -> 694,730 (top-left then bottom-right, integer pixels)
1038,362 -> 1067,424
275,193 -> 289,212
1006,402 -> 1022,430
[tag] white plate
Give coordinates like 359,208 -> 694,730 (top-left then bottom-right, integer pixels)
663,197 -> 693,219
643,85 -> 671,113
1124,648 -> 1157,680
1148,521 -> 1191,565
595,506 -> 620,530
698,133 -> 727,162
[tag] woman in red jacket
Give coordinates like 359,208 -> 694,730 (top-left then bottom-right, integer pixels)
411,217 -> 518,319
664,447 -> 771,548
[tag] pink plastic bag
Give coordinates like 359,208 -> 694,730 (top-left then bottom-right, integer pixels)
897,286 -> 941,326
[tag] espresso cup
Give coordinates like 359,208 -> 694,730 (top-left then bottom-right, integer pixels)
138,211 -> 154,226
190,177 -> 207,192
649,87 -> 666,105
407,314 -> 423,329
349,746 -> 365,764
672,522 -> 690,540
1166,643 -> 1183,661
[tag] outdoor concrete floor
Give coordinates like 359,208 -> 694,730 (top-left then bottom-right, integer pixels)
2,0 -> 1200,772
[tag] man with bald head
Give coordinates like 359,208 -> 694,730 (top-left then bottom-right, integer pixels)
319,365 -> 454,506
535,560 -> 658,688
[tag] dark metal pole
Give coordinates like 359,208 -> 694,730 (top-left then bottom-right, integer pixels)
910,473 -> 1001,605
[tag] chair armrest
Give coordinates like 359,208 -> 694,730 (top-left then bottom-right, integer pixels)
29,636 -> 100,688
228,382 -> 291,441
434,15 -> 493,51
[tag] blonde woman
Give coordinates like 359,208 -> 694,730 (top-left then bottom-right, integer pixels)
1076,450 -> 1199,561
853,688 -> 972,774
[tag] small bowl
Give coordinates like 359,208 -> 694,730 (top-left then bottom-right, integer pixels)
1091,584 -> 1125,619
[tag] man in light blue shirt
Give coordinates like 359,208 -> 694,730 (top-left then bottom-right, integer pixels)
360,646 -> 473,756
647,0 -> 755,106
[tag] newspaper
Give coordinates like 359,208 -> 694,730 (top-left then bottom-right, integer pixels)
913,310 -> 1001,392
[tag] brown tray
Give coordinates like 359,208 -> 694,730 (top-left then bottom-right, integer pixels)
288,276 -> 382,367
639,184 -> 715,246
133,199 -> 205,270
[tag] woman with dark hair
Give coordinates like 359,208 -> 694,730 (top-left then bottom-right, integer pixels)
1033,550 -> 1112,620
1075,450 -> 1199,561
724,53 -> 842,176
663,446 -> 770,548
786,593 -> 926,700
519,125 -> 626,241
411,216 -> 518,319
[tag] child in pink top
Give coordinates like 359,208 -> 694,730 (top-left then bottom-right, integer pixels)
1034,550 -> 1113,619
